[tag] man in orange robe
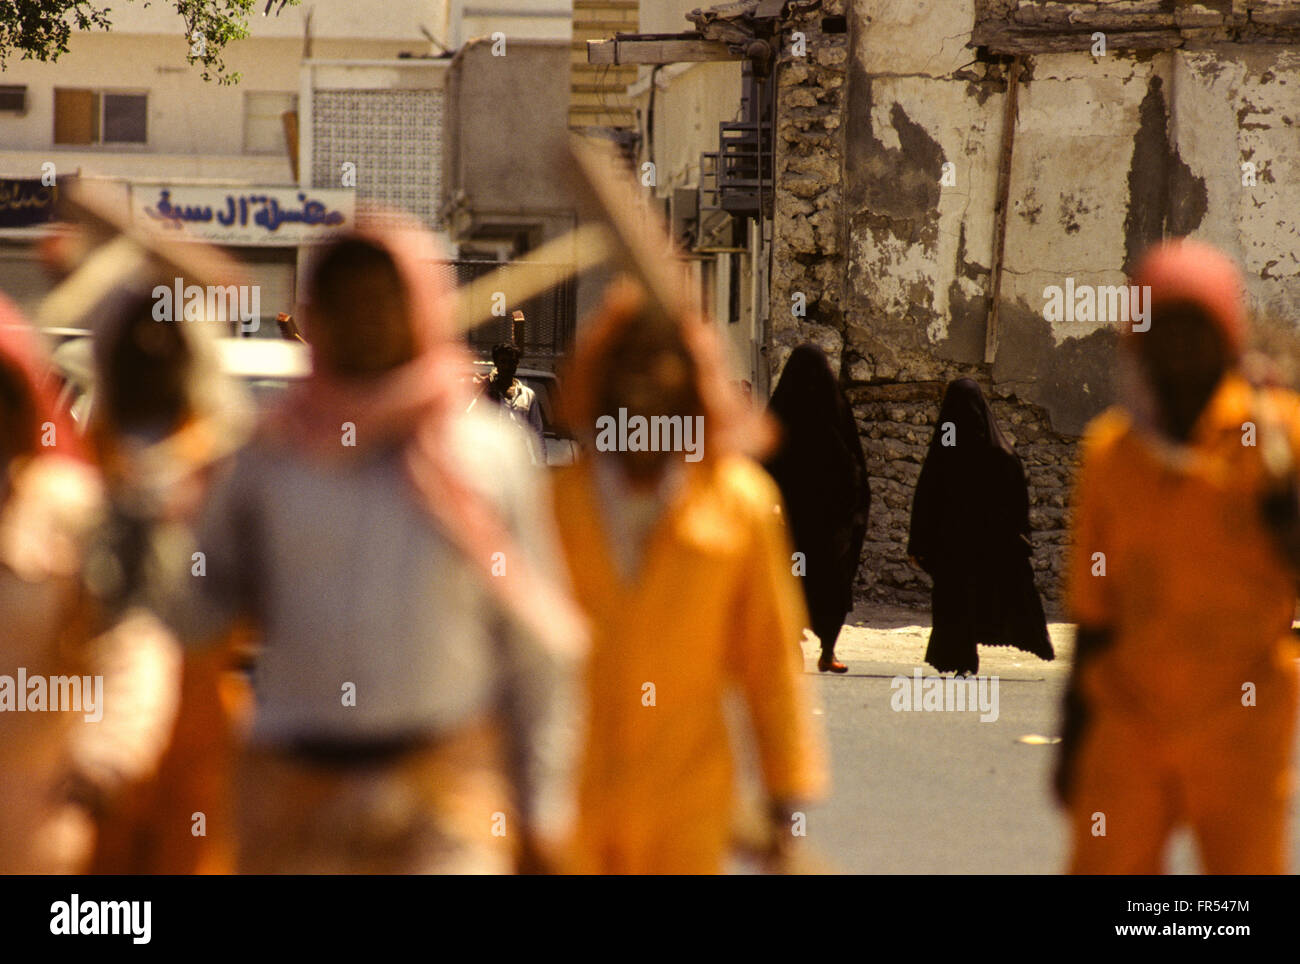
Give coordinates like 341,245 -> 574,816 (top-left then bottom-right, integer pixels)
1058,239 -> 1300,873
0,306 -> 102,874
552,278 -> 828,875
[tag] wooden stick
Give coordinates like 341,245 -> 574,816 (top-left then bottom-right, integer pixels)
35,236 -> 151,331
451,221 -> 611,334
566,134 -> 700,324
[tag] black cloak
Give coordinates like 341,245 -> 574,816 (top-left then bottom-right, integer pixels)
907,378 -> 1053,674
764,345 -> 871,653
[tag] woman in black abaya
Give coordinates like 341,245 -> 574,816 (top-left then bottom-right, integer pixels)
765,345 -> 871,673
907,378 -> 1053,675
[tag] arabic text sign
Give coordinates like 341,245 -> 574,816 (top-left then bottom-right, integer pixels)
130,185 -> 354,246
0,177 -> 66,229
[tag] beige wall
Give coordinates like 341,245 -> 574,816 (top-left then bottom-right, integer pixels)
456,2 -> 572,46
0,0 -> 463,179
627,57 -> 759,386
634,61 -> 743,196
638,0 -> 696,34
86,0 -> 448,41
0,36 -> 415,162
443,39 -> 572,234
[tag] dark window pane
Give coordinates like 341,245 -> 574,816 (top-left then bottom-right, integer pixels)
0,85 -> 27,112
103,93 -> 146,143
728,253 -> 742,324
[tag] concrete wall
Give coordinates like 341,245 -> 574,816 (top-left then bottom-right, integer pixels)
0,33 -> 420,184
453,0 -> 572,46
442,37 -> 587,362
634,61 -> 742,198
443,38 -> 574,244
65,0 -> 446,41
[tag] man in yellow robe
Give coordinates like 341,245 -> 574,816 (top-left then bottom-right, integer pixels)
1058,239 -> 1300,873
552,278 -> 828,874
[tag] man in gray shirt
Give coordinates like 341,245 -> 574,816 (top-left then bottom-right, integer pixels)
158,223 -> 582,874
469,341 -> 546,465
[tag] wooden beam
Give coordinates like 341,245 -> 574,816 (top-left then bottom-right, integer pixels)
985,55 -> 1021,366
1014,10 -> 1190,31
972,24 -> 1186,54
567,135 -> 700,324
972,0 -> 1300,54
587,37 -> 740,65
452,222 -> 611,335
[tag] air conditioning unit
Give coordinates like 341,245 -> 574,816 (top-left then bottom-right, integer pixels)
695,206 -> 744,253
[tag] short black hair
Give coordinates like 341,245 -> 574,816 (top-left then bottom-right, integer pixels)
492,343 -> 522,365
0,357 -> 38,464
102,291 -> 193,435
308,237 -> 414,377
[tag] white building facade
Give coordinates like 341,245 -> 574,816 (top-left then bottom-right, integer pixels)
0,1 -> 570,321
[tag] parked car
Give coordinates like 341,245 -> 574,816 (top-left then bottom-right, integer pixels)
48,335 -> 311,430
48,334 -> 579,467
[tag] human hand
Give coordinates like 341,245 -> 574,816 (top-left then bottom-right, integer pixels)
762,799 -> 798,874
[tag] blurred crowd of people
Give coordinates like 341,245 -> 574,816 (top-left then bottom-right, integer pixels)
0,209 -> 828,876
1,197 -> 1297,874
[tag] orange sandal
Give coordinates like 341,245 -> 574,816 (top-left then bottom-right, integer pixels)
817,654 -> 848,673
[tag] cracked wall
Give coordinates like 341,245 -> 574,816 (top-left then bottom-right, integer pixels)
772,0 -> 1300,608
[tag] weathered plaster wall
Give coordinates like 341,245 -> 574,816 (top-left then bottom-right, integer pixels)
773,0 -> 1300,609
1176,48 -> 1300,330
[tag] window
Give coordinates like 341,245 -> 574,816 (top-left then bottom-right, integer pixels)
53,89 -> 147,145
728,252 -> 742,325
244,92 -> 297,154
53,89 -> 96,144
0,86 -> 27,113
103,93 -> 147,143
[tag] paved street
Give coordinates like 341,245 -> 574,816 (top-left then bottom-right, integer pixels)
743,606 -> 1300,874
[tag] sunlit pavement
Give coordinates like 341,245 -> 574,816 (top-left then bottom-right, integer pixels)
727,606 -> 1300,874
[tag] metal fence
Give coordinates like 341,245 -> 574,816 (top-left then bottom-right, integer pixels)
430,259 -> 576,364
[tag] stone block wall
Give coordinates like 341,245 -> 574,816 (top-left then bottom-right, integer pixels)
848,379 -> 1076,613
769,0 -> 850,374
